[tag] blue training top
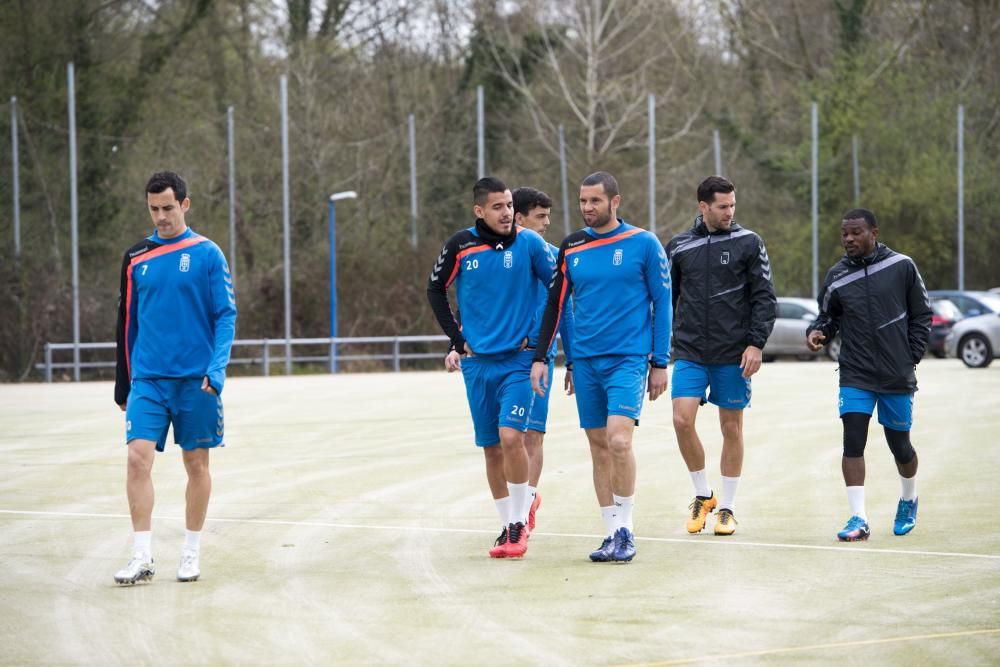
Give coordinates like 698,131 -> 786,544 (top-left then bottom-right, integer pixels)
535,220 -> 672,366
427,224 -> 560,356
115,228 -> 237,405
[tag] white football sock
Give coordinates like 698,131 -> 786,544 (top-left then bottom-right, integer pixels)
720,476 -> 740,512
507,481 -> 529,525
690,469 -> 712,498
184,530 -> 201,554
600,505 -> 617,537
133,531 -> 151,557
495,496 -> 512,529
846,486 -> 867,521
613,494 -> 635,532
900,475 -> 917,501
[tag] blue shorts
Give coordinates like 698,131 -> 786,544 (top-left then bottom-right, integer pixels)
839,387 -> 913,431
125,378 -> 225,452
526,359 -> 556,433
671,360 -> 751,410
573,355 -> 647,429
460,349 -> 535,447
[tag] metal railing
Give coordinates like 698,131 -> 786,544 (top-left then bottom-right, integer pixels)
37,335 -> 452,382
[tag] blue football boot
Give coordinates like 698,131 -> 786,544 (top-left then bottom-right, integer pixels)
589,535 -> 615,562
893,498 -> 918,536
837,515 -> 871,542
611,527 -> 636,562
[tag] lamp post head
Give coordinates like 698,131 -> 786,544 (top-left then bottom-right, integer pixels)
329,191 -> 357,202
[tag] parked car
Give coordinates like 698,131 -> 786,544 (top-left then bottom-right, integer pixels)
927,290 -> 1000,318
764,297 -> 839,361
928,297 -> 963,359
946,311 -> 1000,368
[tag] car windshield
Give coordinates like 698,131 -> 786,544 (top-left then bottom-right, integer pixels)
978,294 -> 1000,313
930,299 -> 963,320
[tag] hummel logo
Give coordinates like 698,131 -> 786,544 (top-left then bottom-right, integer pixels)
430,247 -> 448,281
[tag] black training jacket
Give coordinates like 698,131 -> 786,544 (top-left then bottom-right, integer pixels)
807,243 -> 932,393
666,216 -> 776,365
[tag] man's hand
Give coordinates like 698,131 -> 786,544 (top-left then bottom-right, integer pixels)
806,330 -> 826,352
564,369 -> 575,396
740,345 -> 763,379
201,376 -> 218,396
445,350 -> 462,372
648,366 -> 668,401
118,402 -> 126,413
531,361 -> 549,397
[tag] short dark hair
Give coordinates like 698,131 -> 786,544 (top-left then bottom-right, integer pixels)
842,208 -> 878,228
697,176 -> 735,204
473,177 -> 508,206
512,187 -> 553,217
145,171 -> 188,202
581,171 -> 619,198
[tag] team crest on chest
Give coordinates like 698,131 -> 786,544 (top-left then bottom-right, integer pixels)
503,250 -> 513,269
613,249 -> 623,266
179,253 -> 191,272
721,251 -> 730,265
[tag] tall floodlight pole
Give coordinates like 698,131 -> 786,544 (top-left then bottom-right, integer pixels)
559,124 -> 570,236
68,63 -> 81,381
713,129 -> 722,175
648,94 -> 656,233
227,105 -> 237,283
811,102 -> 819,299
408,113 -> 417,249
280,75 -> 292,374
328,191 -> 358,373
957,105 -> 965,290
11,97 -> 20,257
476,85 -> 485,178
852,135 -> 860,206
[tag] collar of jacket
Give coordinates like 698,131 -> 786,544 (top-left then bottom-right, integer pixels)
474,218 -> 518,250
845,242 -> 889,266
692,214 -> 743,236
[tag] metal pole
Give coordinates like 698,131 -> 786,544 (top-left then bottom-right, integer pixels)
328,191 -> 357,374
11,97 -> 20,257
68,63 -> 80,381
408,113 -> 417,249
713,129 -> 722,175
281,75 -> 292,375
811,102 -> 819,300
328,199 -> 337,373
559,124 -> 570,236
957,104 -> 964,290
476,85 -> 485,178
227,105 -> 237,283
648,94 -> 656,233
851,134 -> 860,206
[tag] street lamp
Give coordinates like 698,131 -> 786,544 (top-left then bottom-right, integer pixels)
328,190 -> 357,373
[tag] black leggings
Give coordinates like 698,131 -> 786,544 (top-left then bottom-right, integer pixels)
841,412 -> 916,464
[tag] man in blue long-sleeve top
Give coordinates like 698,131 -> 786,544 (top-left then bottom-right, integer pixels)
113,171 -> 237,585
531,171 -> 672,563
428,177 -> 562,559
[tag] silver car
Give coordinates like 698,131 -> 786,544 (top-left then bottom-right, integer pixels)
764,297 -> 840,361
945,312 -> 1000,368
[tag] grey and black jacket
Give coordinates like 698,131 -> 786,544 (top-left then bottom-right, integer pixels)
807,243 -> 931,393
666,216 -> 776,365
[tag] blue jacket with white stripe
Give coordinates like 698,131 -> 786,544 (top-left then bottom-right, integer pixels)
667,216 -> 776,365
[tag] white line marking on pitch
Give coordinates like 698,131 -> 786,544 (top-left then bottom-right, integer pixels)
623,627 -> 1000,666
2,509 -> 998,561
